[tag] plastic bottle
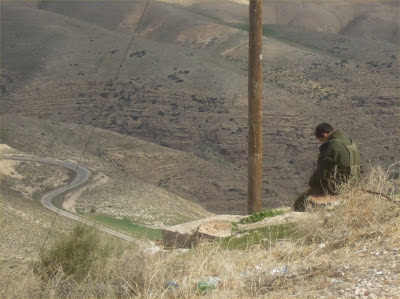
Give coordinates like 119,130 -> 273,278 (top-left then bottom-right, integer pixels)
197,277 -> 220,294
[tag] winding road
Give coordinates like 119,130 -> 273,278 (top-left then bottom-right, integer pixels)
3,156 -> 148,247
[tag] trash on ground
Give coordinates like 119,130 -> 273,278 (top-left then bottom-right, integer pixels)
197,276 -> 221,294
166,281 -> 179,290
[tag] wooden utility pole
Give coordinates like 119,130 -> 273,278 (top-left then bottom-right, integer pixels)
247,0 -> 263,214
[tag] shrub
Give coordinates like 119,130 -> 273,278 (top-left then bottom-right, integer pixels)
36,224 -> 113,282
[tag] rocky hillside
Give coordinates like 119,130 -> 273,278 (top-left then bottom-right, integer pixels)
1,0 -> 399,214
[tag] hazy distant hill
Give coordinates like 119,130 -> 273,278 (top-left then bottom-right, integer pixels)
36,0 -> 400,44
1,0 -> 398,214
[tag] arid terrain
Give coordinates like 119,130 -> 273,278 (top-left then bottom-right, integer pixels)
2,0 -> 398,213
1,1 -> 399,296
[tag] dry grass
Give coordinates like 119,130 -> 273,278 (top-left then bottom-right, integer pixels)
2,166 -> 399,298
297,164 -> 399,247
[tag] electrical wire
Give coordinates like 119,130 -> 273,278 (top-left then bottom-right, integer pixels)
40,0 -> 151,250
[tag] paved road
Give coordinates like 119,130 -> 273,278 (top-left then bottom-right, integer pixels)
3,156 -> 148,247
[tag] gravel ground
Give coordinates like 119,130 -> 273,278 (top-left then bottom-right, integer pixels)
260,233 -> 400,298
323,240 -> 400,299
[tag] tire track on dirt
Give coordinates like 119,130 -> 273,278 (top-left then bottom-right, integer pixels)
3,155 -> 148,247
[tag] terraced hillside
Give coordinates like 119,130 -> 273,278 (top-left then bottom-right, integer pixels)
1,0 -> 399,214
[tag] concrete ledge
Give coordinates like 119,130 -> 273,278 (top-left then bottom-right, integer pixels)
162,214 -> 245,248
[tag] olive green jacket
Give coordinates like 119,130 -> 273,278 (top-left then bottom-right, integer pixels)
309,130 -> 361,194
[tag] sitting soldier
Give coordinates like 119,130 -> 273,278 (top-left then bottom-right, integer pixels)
294,123 -> 361,212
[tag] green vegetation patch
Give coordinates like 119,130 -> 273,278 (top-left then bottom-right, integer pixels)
221,23 -> 283,40
239,209 -> 285,224
222,223 -> 298,250
221,22 -> 321,51
225,22 -> 249,32
86,214 -> 162,241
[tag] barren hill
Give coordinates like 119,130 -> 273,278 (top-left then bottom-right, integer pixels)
1,0 -> 399,215
35,0 -> 400,44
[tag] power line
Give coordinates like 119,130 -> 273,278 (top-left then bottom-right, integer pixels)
40,0 -> 151,250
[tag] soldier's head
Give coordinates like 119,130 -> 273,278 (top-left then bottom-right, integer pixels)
315,123 -> 334,142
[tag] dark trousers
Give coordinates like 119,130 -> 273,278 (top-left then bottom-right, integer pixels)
293,187 -> 326,212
